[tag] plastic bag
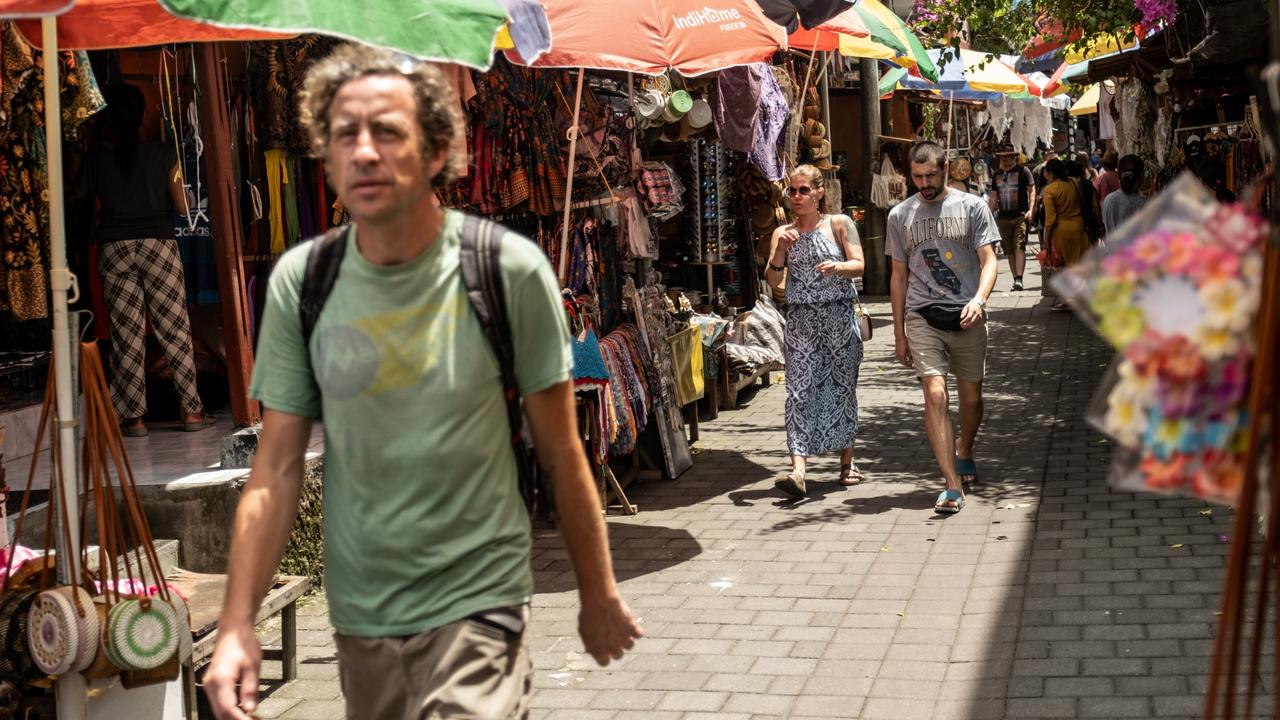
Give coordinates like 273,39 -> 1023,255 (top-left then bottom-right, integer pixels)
1052,172 -> 1268,506
870,157 -> 905,209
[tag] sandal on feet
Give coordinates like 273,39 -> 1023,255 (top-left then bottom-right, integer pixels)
775,471 -> 807,498
122,421 -> 148,438
955,457 -> 978,485
182,414 -> 217,432
935,489 -> 965,515
837,464 -> 864,486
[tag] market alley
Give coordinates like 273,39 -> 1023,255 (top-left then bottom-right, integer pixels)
239,262 -> 1248,720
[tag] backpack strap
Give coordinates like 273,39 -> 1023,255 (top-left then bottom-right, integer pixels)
299,224 -> 352,366
459,215 -> 538,511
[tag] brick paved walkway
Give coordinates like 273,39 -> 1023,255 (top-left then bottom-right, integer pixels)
229,262 -> 1264,720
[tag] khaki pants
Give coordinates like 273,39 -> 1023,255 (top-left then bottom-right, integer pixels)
904,311 -> 989,382
335,608 -> 531,720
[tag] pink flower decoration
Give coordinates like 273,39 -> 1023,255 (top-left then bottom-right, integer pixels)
1165,232 -> 1201,275
1208,205 -> 1268,254
1132,230 -> 1170,271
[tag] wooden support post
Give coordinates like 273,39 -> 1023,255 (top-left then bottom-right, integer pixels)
196,44 -> 259,427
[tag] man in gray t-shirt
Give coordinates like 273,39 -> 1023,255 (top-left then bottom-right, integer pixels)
886,142 -> 999,516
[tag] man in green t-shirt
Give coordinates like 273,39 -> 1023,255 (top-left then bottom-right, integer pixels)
203,44 -> 641,720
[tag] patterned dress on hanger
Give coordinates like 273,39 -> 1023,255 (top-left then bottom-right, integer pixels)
783,216 -> 863,457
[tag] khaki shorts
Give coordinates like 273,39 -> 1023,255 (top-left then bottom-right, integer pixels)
905,311 -> 989,382
335,606 -> 531,720
997,215 -> 1028,255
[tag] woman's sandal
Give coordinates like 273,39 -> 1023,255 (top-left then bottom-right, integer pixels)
775,470 -> 807,499
837,464 -> 864,486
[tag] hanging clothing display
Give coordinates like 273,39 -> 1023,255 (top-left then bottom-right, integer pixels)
598,324 -> 652,457
264,148 -> 288,255
248,37 -> 339,153
0,26 -> 104,321
1098,83 -> 1116,140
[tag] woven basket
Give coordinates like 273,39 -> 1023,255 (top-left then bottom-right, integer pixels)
103,597 -> 180,672
27,586 -> 99,676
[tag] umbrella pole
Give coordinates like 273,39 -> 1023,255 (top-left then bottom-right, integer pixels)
558,68 -> 586,284
42,17 -> 88,720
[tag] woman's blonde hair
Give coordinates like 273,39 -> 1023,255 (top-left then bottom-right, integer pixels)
789,164 -> 828,213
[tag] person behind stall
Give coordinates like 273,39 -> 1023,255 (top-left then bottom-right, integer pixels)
1093,149 -> 1120,204
987,144 -> 1036,291
764,165 -> 866,498
886,142 -> 999,515
80,82 -> 213,436
202,44 -> 641,720
1102,154 -> 1147,234
1065,160 -> 1103,245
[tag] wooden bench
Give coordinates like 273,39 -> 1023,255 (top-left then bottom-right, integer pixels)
164,569 -> 311,720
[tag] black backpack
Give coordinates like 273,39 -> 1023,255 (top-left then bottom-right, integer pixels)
296,215 -> 542,515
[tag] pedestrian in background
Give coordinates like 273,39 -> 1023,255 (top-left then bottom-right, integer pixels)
203,44 -> 640,720
988,143 -> 1036,291
1093,149 -> 1120,205
1103,154 -> 1147,235
887,142 -> 1000,515
764,165 -> 866,498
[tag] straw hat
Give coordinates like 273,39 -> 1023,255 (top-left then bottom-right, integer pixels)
688,98 -> 713,128
750,202 -> 777,230
994,143 -> 1017,156
811,139 -> 831,161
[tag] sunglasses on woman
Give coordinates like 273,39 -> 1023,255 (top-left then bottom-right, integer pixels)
787,186 -> 815,196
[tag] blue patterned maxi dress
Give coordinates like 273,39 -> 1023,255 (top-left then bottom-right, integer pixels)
783,218 -> 864,457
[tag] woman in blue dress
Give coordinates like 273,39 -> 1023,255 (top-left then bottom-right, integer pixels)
763,165 -> 866,498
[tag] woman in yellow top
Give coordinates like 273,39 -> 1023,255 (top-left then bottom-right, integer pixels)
1041,158 -> 1091,268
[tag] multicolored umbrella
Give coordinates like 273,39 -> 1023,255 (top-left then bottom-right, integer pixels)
901,48 -> 1027,95
516,0 -> 787,76
787,6 -> 869,51
1069,83 -> 1100,116
159,0 -> 512,69
850,0 -> 937,81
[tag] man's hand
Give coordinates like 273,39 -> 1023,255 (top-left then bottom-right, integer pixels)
895,334 -> 913,368
1024,209 -> 1033,222
960,300 -> 986,329
203,624 -> 263,720
579,593 -> 643,666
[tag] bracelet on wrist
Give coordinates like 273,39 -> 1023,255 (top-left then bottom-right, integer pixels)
769,262 -> 787,272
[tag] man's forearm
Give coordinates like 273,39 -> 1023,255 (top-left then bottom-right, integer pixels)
891,277 -> 907,336
551,453 -> 618,602
220,460 -> 305,628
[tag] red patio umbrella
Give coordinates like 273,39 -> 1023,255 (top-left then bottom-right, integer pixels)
15,0 -> 288,49
513,0 -> 787,77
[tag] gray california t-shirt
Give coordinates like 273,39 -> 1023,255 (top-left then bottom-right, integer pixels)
886,189 -> 1000,312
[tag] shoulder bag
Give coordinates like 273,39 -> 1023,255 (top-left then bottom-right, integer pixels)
831,215 -> 872,341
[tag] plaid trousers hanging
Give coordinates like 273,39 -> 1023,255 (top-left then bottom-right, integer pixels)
99,238 -> 203,420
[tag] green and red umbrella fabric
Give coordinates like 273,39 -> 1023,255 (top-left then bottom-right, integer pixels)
850,0 -> 937,81
158,0 -> 512,69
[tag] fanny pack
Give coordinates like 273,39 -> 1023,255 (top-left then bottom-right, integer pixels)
917,304 -> 965,331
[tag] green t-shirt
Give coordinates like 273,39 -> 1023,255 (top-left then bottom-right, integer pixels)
249,209 -> 572,637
